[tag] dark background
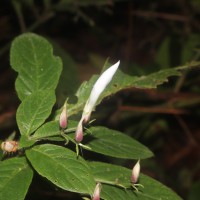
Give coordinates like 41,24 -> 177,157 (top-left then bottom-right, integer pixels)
0,0 -> 200,199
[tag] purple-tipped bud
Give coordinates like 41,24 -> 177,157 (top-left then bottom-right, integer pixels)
131,160 -> 140,184
59,102 -> 68,129
92,182 -> 101,200
75,121 -> 83,143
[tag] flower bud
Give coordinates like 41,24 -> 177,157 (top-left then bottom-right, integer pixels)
75,61 -> 120,142
92,182 -> 102,200
59,102 -> 68,129
131,160 -> 140,184
1,141 -> 18,153
75,120 -> 84,143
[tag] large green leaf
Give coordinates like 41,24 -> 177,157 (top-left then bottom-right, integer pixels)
26,144 -> 96,195
16,90 -> 56,136
10,33 -> 62,101
84,126 -> 153,159
89,161 -> 182,200
67,62 -> 199,117
30,124 -> 153,159
0,157 -> 33,200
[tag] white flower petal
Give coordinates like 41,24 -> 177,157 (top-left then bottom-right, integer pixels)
83,60 -> 120,117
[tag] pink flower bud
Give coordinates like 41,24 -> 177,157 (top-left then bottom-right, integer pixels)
131,160 -> 140,184
75,121 -> 83,143
59,102 -> 68,129
92,182 -> 101,200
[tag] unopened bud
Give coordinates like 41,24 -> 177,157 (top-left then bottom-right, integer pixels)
75,120 -> 83,143
59,102 -> 68,129
92,182 -> 101,200
1,141 -> 18,153
131,160 -> 140,184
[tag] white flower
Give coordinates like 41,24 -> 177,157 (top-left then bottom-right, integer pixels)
131,160 -> 140,184
75,61 -> 120,143
82,60 -> 120,123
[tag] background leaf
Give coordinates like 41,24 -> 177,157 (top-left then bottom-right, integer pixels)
84,126 -> 153,159
181,34 -> 200,64
16,90 -> 56,136
67,63 -> 198,117
51,40 -> 79,106
0,157 -> 33,200
188,181 -> 200,200
26,144 -> 96,195
89,161 -> 182,200
155,37 -> 171,69
10,33 -> 62,101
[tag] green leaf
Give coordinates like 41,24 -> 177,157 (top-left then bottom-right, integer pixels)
89,162 -> 182,200
101,184 -> 137,200
188,181 -> 200,200
89,161 -> 131,188
55,0 -> 111,10
28,122 -> 152,160
16,90 -> 56,136
0,141 -> 3,160
0,157 -> 33,200
155,37 -> 171,68
51,40 -> 79,106
181,34 -> 200,64
26,144 -> 96,195
10,33 -> 62,101
31,121 -> 61,140
67,63 -> 199,117
84,126 -> 153,159
31,120 -> 78,140
19,135 -> 36,148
